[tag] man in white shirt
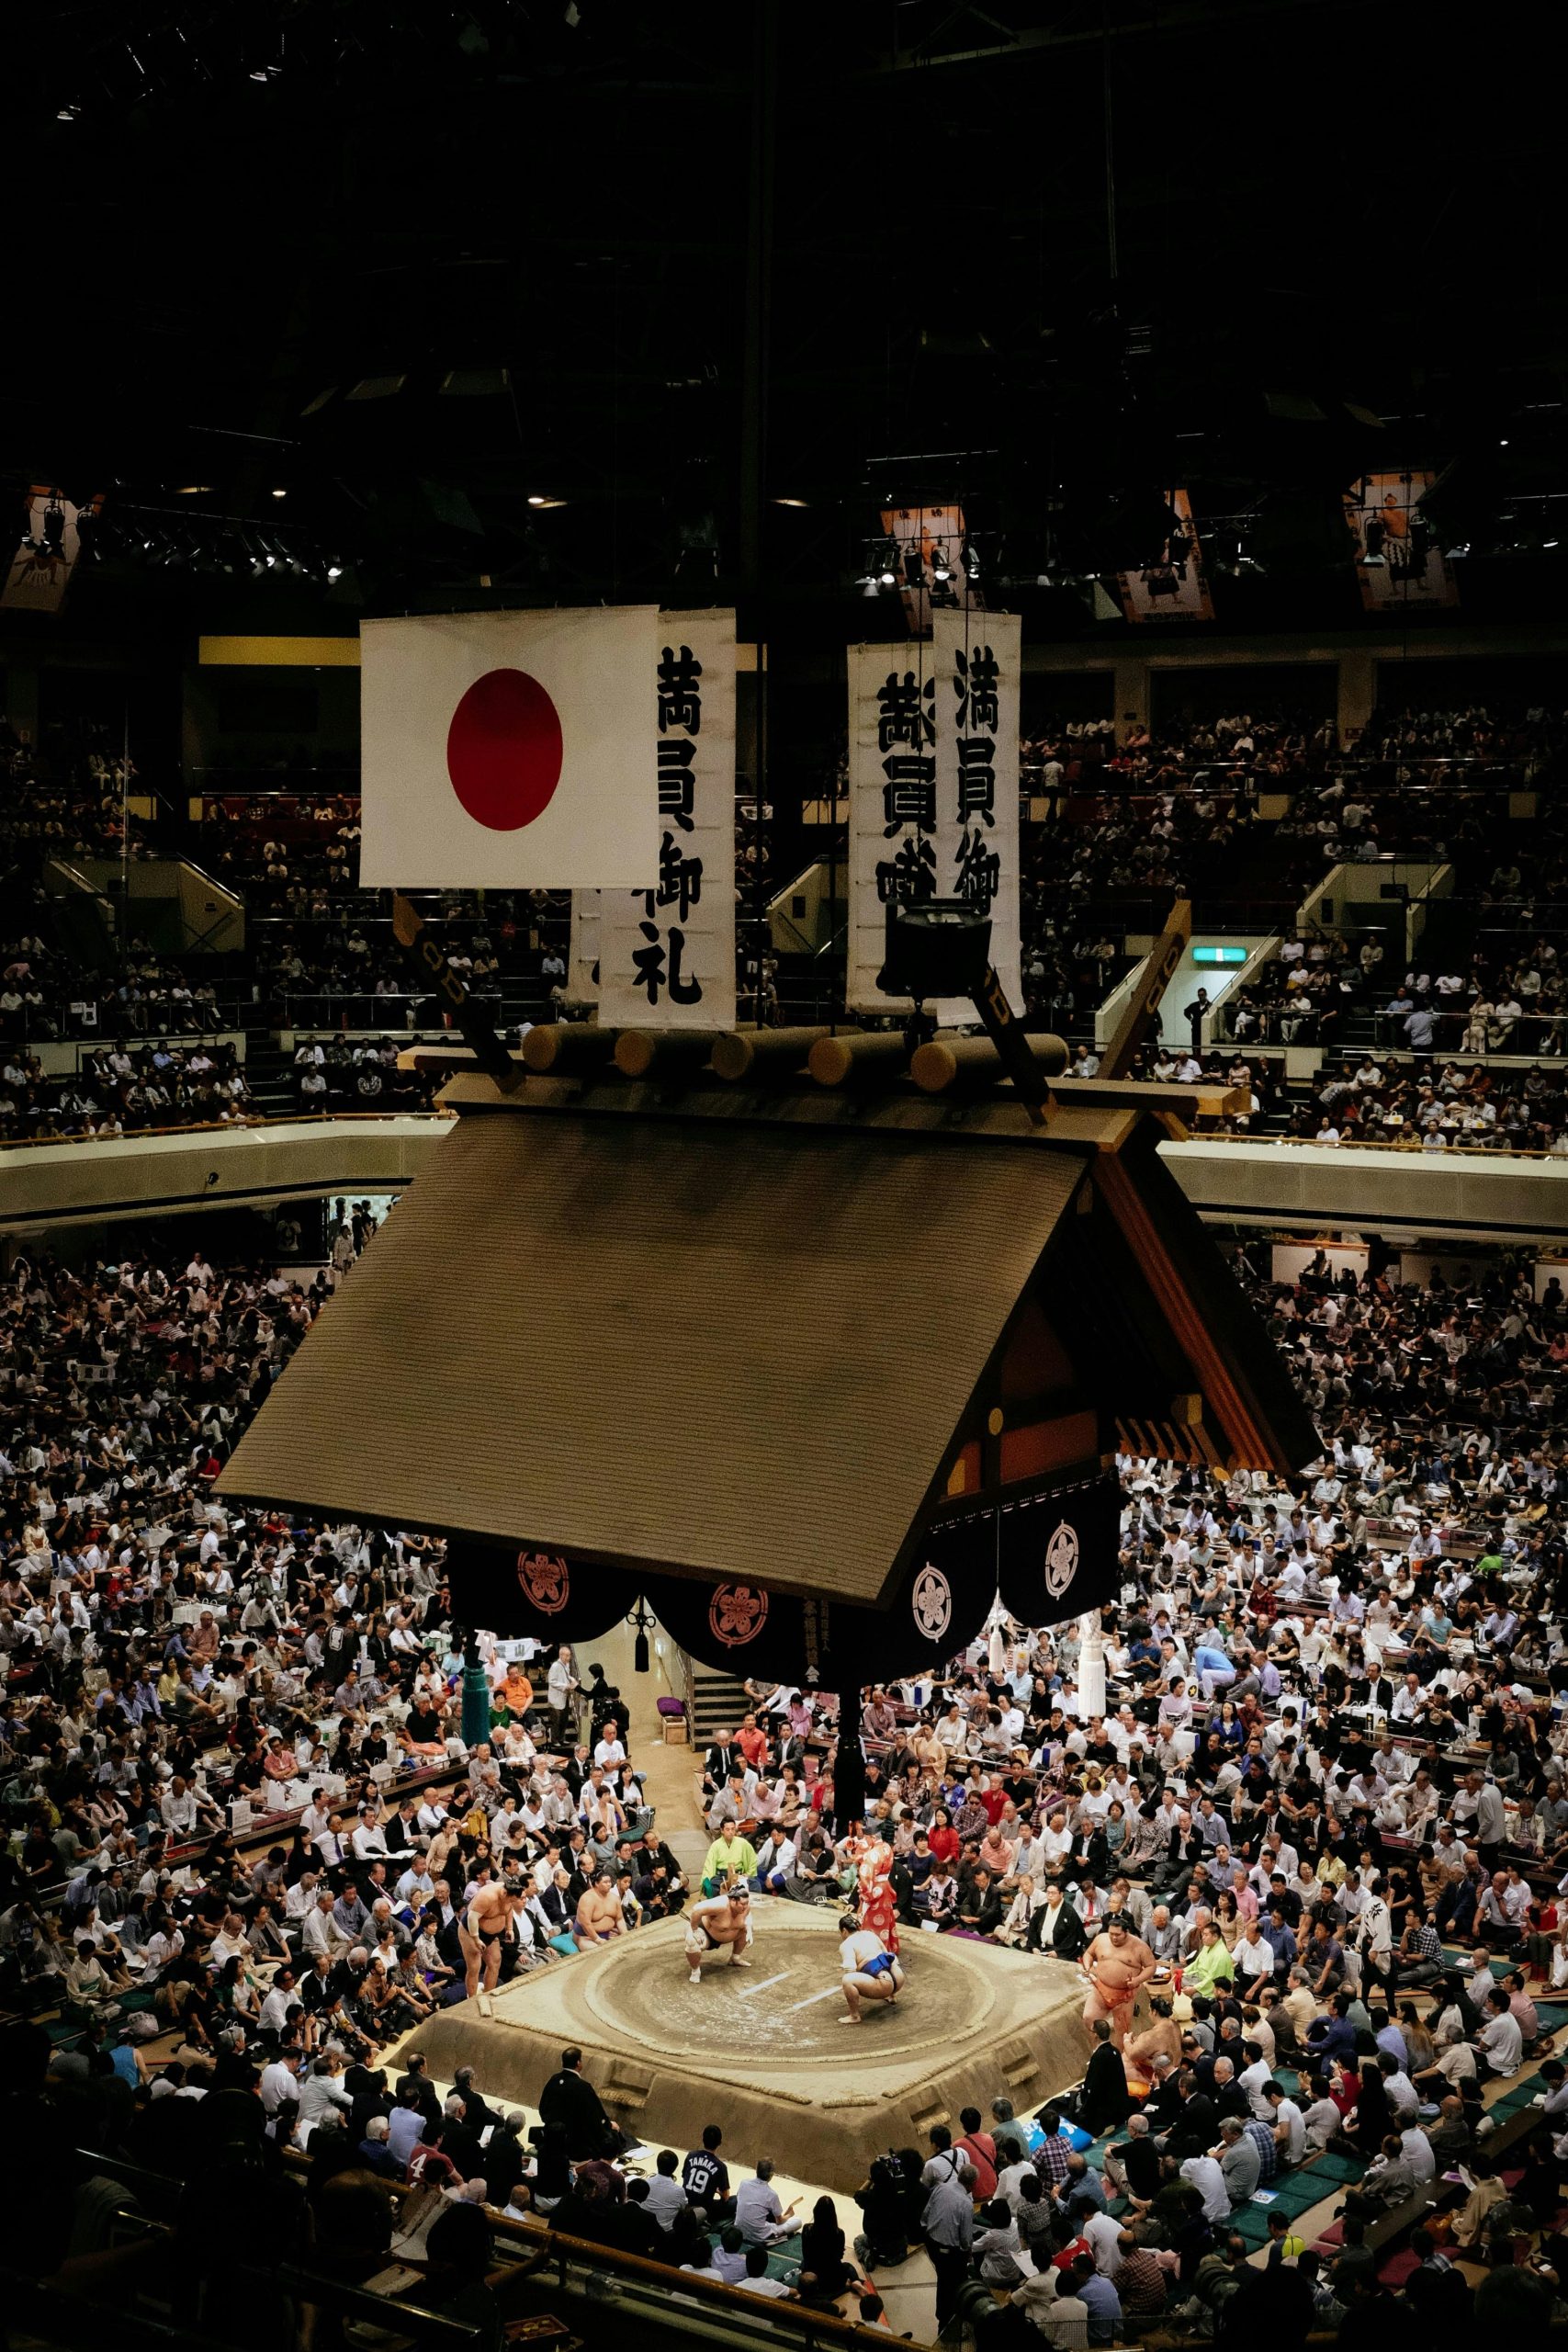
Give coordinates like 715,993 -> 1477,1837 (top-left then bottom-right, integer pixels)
1179,2154 -> 1229,2224
643,2150 -> 690,2229
1237,2044 -> 1274,2119
734,2159 -> 801,2244
260,1973 -> 299,2037
351,1806 -> 389,1863
1478,1994 -> 1524,2079
260,2053 -> 300,2118
1263,2085 -> 1306,2165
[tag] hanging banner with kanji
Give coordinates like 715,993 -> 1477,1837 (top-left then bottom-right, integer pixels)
847,615 -> 1021,1020
566,889 -> 600,1008
931,606 -> 1022,1011
847,639 -> 952,1019
597,608 -> 737,1030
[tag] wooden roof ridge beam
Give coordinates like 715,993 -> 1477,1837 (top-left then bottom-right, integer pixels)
808,1030 -> 914,1088
711,1025 -> 832,1081
521,1023 -> 619,1075
613,1028 -> 729,1080
910,1032 -> 1068,1097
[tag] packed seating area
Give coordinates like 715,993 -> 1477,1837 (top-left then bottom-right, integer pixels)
6,696 -> 1568,1145
0,1038 -> 254,1143
2,715 -> 151,866
6,1223 -> 1568,2342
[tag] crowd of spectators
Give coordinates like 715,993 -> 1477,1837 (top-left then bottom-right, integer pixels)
290,1035 -> 440,1115
1,717 -> 149,868
0,1038 -> 254,1143
1,931 -> 232,1050
6,1213 -> 1568,2340
1016,704 -> 1568,1048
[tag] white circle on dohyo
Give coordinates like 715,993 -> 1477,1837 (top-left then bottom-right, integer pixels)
911,1565 -> 953,1641
1043,1521 -> 1079,1600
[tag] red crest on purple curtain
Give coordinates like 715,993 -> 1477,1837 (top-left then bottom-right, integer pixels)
708,1582 -> 770,1647
515,1550 -> 570,1614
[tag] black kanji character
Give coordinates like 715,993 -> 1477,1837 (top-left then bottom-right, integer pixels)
653,831 -> 703,922
633,919 -> 703,1008
881,754 -> 936,836
657,643 -> 703,734
954,644 -> 1000,732
953,825 -> 1000,910
875,670 -> 936,753
874,833 -> 938,904
658,740 -> 696,831
955,735 -> 997,825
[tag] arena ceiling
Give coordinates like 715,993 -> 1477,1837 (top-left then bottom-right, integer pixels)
6,0 -> 1566,628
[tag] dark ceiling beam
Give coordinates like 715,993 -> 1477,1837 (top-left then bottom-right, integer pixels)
862,0 -> 1402,72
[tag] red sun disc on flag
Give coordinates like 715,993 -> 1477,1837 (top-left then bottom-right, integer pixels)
446,667 -> 564,831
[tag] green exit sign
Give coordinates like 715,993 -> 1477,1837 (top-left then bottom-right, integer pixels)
1192,945 -> 1248,966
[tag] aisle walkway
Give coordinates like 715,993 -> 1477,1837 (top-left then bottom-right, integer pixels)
562,1622 -> 942,2334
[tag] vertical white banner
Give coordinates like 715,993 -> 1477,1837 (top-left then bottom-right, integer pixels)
598,610 -> 737,1031
932,607 -> 1021,1010
847,640 -> 942,1016
567,890 -> 601,1007
847,615 -> 1021,1020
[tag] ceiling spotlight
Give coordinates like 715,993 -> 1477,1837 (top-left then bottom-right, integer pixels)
327,562 -> 344,580
933,559 -> 953,581
879,566 -> 897,585
271,487 -> 288,499
58,106 -> 80,121
527,494 -> 567,509
773,496 -> 809,509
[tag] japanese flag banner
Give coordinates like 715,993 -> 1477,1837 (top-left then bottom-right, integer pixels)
359,604 -> 660,889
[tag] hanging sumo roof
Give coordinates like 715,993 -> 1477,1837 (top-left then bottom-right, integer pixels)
218,1056 -> 1318,1608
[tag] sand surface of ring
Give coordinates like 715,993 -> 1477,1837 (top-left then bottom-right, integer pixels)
422,1900 -> 1089,2188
